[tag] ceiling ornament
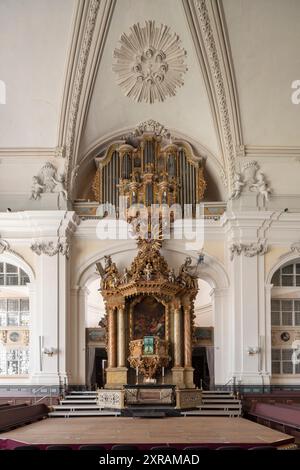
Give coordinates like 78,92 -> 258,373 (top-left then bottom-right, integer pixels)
112,20 -> 187,104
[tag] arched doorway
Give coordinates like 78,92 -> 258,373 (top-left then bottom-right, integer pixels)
192,279 -> 214,390
85,278 -> 107,389
74,241 -> 229,387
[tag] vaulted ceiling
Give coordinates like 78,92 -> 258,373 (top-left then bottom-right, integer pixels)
1,0 -> 300,202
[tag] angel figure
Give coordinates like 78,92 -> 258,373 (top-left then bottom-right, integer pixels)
229,173 -> 245,200
52,174 -> 68,200
168,268 -> 176,283
30,176 -> 44,200
250,172 -> 271,203
144,263 -> 153,281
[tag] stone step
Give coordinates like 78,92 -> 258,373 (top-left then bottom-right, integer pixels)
202,399 -> 241,403
60,399 -> 98,404
49,410 -> 120,417
197,404 -> 241,409
182,410 -> 241,416
64,395 -> 97,399
68,391 -> 97,394
52,405 -> 101,410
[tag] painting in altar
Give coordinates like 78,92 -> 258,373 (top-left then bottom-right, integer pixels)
133,296 -> 165,340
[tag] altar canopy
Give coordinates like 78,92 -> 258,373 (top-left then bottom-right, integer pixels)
98,238 -> 198,389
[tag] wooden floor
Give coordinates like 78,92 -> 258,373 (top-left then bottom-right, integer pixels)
0,417 -> 294,447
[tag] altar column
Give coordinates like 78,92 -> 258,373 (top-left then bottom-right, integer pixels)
172,303 -> 185,388
106,304 -> 128,388
108,307 -> 117,368
117,305 -> 126,368
183,304 -> 195,388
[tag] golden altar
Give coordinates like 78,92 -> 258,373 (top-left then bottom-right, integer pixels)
98,238 -> 198,390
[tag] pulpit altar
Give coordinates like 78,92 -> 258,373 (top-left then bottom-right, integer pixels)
128,336 -> 169,383
97,238 -> 199,392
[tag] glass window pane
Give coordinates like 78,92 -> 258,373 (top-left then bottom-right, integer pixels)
294,301 -> 300,312
6,264 -> 18,273
271,311 -> 280,325
0,263 -> 3,273
6,274 -> 18,286
282,300 -> 293,311
272,349 -> 281,361
272,362 -> 280,374
7,299 -> 19,312
272,271 -> 280,286
20,313 -> 29,326
296,276 -> 300,287
295,312 -> 300,326
282,362 -> 293,374
20,299 -> 29,312
0,313 -> 6,326
271,299 -> 280,311
282,349 -> 293,361
296,264 -> 300,274
7,313 -> 18,326
20,269 -> 29,285
0,275 -> 4,286
282,312 -> 293,325
282,265 -> 293,274
0,299 -> 7,313
295,363 -> 300,374
282,276 -> 294,286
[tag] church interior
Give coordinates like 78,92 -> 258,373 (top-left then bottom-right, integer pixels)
1,0 -> 300,457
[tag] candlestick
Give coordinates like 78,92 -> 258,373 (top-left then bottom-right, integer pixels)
162,366 -> 165,384
136,366 -> 139,385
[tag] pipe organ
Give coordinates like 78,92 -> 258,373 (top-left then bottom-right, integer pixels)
92,130 -> 206,218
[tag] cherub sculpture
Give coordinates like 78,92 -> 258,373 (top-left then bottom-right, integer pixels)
230,173 -> 245,200
250,172 -> 271,203
30,176 -> 44,200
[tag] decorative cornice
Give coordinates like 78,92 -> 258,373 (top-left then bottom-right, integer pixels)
57,0 -> 116,199
64,0 -> 101,184
30,240 -> 70,258
230,242 -> 268,261
244,145 -> 300,158
183,0 -> 243,189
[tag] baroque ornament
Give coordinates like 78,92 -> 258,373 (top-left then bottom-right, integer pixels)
112,20 -> 187,104
230,242 -> 268,261
30,241 -> 70,258
230,161 -> 271,203
30,162 -> 68,204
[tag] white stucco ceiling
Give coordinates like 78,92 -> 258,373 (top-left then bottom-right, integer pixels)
78,0 -> 220,161
0,0 -> 75,147
223,0 -> 300,146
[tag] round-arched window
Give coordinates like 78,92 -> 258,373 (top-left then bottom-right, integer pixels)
271,261 -> 300,378
0,262 -> 30,377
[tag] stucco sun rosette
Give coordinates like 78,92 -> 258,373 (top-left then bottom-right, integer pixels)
112,20 -> 188,104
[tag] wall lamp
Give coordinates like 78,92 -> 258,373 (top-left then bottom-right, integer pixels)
246,346 -> 260,356
42,347 -> 56,357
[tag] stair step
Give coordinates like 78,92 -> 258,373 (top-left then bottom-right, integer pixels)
60,400 -> 97,405
197,404 -> 241,409
69,391 -> 97,394
49,410 -> 120,417
202,391 -> 233,394
64,395 -> 97,399
202,399 -> 241,403
183,410 -> 241,416
53,405 -> 101,410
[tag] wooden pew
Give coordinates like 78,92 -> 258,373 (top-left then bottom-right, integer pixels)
0,404 -> 49,432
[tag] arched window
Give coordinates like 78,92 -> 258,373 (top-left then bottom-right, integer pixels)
0,261 -> 30,377
271,261 -> 300,378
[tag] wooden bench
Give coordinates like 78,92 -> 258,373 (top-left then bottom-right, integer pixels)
0,404 -> 49,432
